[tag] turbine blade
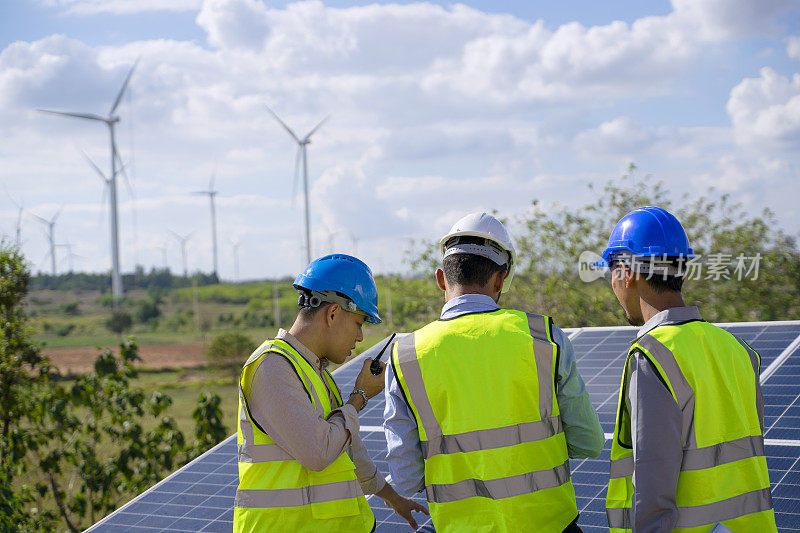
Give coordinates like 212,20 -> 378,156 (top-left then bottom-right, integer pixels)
29,212 -> 48,225
82,150 -> 109,183
304,115 -> 329,141
265,105 -> 301,143
110,59 -> 139,115
38,109 -> 107,122
291,146 -> 302,207
209,167 -> 216,192
52,205 -> 64,223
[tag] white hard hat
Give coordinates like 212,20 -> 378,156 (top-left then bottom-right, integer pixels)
439,212 -> 516,292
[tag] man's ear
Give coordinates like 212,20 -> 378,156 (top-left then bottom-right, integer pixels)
493,268 -> 508,294
624,268 -> 638,290
324,303 -> 340,327
436,268 -> 447,292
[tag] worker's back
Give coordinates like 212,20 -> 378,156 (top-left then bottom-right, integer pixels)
610,320 -> 777,532
393,308 -> 578,533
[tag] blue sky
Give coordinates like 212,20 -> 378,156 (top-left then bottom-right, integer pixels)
1,0 -> 799,280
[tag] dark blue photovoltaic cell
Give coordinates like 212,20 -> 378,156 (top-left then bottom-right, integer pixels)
87,322 -> 800,533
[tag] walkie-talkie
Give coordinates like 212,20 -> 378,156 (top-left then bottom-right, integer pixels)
370,333 -> 396,375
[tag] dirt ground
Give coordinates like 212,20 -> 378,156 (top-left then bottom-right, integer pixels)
43,342 -> 208,374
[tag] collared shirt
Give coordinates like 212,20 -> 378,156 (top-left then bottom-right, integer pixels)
627,306 -> 704,532
382,294 -> 605,494
245,329 -> 386,495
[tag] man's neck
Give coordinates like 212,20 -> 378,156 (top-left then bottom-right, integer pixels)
445,285 -> 498,303
639,293 -> 686,324
288,321 -> 325,362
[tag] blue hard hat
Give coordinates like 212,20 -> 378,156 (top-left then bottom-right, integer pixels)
293,254 -> 382,324
602,206 -> 694,264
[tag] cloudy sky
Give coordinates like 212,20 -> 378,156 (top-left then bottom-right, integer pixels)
1,0 -> 799,280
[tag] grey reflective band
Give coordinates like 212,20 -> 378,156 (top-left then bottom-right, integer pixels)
681,434 -> 765,471
235,479 -> 362,508
426,460 -> 570,503
610,435 -> 766,478
238,443 -> 295,463
265,345 -> 325,412
527,313 -> 555,418
609,455 -> 634,479
606,488 -> 773,529
675,487 -> 773,528
394,333 -> 443,439
735,338 -> 761,376
635,334 -> 693,410
420,416 -> 562,459
606,507 -> 632,530
635,334 -> 698,448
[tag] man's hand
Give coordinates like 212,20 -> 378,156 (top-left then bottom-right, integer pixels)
376,483 -> 429,530
354,358 -> 385,398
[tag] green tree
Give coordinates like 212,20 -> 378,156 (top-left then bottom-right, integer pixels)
0,243 -> 230,531
0,241 -> 55,530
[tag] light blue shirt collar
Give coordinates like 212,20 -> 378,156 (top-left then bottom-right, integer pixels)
440,293 -> 499,320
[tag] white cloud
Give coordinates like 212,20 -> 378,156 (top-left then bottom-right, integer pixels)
35,0 -> 202,15
670,0 -> 800,41
788,36 -> 800,59
727,67 -> 800,148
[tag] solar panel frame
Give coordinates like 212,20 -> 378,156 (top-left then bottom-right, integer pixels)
87,320 -> 800,533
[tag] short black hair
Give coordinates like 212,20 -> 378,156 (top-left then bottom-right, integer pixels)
644,275 -> 684,293
642,256 -> 686,293
443,253 -> 507,288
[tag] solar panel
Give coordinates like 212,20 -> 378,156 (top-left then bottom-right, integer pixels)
87,321 -> 800,532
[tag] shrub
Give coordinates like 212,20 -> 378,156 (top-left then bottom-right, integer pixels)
206,332 -> 256,365
136,299 -> 161,324
61,301 -> 80,315
105,311 -> 133,334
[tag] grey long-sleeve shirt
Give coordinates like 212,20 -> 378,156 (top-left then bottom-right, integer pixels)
243,329 -> 386,495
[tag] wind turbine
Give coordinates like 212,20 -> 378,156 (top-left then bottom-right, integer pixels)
57,237 -> 82,272
39,60 -> 138,301
169,230 -> 193,277
30,207 -> 63,276
265,105 -> 328,264
192,170 -> 219,278
5,187 -> 24,246
231,238 -> 240,281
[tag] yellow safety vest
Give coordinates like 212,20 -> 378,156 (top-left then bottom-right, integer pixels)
606,320 -> 777,532
233,338 -> 375,533
393,309 -> 578,533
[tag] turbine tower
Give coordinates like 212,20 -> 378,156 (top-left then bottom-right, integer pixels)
192,170 -> 219,278
231,239 -> 240,281
169,230 -> 193,277
39,60 -> 138,301
265,105 -> 328,264
5,188 -> 24,246
31,207 -> 62,276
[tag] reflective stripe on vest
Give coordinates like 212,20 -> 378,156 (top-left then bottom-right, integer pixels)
393,309 -> 577,533
234,339 -> 374,532
606,322 -> 777,532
